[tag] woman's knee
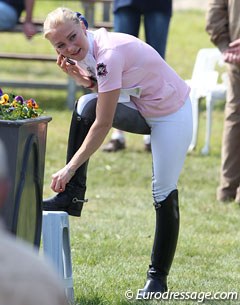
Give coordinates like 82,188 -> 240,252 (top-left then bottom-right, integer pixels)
76,93 -> 97,120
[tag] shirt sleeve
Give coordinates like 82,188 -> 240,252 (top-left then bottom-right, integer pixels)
96,48 -> 124,93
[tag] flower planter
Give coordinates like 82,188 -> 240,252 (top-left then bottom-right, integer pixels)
0,116 -> 52,248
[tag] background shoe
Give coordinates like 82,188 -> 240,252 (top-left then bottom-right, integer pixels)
216,187 -> 236,203
217,194 -> 235,203
102,139 -> 126,152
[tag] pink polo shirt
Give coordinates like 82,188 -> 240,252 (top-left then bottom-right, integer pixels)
93,28 -> 190,118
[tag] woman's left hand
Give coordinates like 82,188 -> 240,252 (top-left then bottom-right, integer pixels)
50,165 -> 75,193
50,89 -> 121,194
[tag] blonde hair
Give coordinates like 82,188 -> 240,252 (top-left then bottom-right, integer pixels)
43,7 -> 80,38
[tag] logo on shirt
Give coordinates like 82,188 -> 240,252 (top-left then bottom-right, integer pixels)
97,63 -> 108,77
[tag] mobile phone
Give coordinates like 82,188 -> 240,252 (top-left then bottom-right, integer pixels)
62,55 -> 75,65
66,57 -> 76,65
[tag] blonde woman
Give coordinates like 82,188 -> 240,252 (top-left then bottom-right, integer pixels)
43,7 -> 192,297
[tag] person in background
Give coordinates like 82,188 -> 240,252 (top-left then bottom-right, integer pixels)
0,0 -> 37,39
206,0 -> 240,203
102,0 -> 172,152
0,139 -> 69,305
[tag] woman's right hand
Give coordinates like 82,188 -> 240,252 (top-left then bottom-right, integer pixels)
56,54 -> 90,86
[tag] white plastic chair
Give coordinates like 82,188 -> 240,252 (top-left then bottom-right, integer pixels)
186,48 -> 227,154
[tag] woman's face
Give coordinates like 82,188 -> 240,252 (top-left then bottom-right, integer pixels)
47,20 -> 89,61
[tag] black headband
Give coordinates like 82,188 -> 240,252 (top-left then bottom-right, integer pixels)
76,12 -> 88,29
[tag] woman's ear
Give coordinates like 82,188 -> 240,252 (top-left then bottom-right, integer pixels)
80,20 -> 87,34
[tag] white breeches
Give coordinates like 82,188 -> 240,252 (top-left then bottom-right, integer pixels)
145,97 -> 192,202
76,94 -> 192,203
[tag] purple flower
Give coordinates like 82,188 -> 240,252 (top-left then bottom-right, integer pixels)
15,95 -> 24,104
0,91 -> 43,120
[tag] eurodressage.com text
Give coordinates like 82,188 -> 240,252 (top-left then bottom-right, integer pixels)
124,289 -> 239,302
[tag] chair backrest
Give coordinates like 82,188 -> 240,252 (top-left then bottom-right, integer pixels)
190,48 -> 225,96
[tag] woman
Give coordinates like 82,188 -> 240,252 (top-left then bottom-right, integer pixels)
43,7 -> 192,297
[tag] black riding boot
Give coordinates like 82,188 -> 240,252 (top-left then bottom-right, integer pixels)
43,109 -> 94,217
139,190 -> 180,298
43,94 -> 151,217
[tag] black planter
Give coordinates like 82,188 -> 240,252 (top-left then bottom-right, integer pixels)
0,116 -> 52,248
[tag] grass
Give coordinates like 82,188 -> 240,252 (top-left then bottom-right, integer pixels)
1,5 -> 240,305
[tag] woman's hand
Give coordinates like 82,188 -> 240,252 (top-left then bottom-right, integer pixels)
62,89 -> 121,177
50,165 -> 75,193
56,54 -> 91,86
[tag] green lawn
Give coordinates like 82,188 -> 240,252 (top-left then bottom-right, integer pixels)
1,5 -> 240,305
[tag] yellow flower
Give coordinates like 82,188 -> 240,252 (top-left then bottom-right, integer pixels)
0,94 -> 9,105
0,89 -> 43,120
11,100 -> 19,107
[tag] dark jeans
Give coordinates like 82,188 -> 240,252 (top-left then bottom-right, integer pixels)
114,7 -> 171,58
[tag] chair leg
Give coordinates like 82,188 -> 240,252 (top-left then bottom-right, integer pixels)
188,94 -> 200,152
201,93 -> 214,155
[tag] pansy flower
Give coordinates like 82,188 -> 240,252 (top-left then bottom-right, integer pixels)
0,94 -> 10,105
27,98 -> 39,109
14,95 -> 24,104
0,88 -> 43,120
